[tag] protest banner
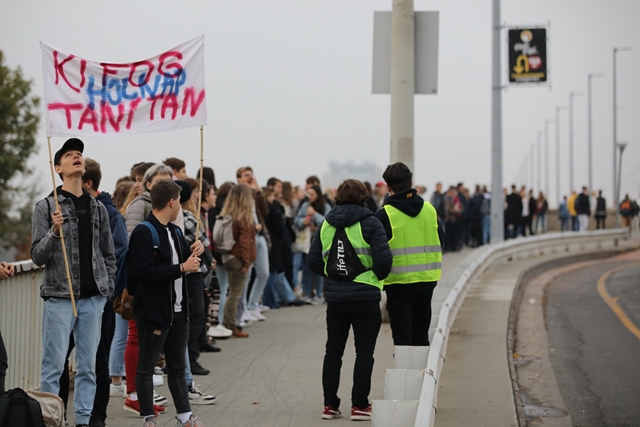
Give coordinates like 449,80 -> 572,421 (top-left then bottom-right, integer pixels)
41,35 -> 207,136
41,36 -> 208,315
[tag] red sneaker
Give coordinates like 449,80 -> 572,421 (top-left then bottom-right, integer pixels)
123,398 -> 166,416
321,405 -> 342,420
351,405 -> 371,421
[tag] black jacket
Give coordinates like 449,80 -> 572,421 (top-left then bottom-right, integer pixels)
374,188 -> 442,296
308,204 -> 392,302
576,193 -> 591,215
505,192 -> 523,224
129,213 -> 191,329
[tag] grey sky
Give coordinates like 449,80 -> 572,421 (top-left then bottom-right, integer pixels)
1,0 -> 638,207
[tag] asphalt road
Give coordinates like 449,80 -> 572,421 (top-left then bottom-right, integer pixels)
545,260 -> 640,427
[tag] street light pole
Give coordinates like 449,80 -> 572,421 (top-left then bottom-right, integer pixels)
544,119 -> 553,198
490,0 -> 504,244
616,142 -> 628,213
613,46 -> 631,226
555,106 -> 568,206
537,132 -> 542,192
588,73 -> 603,193
530,144 -> 535,190
569,91 -> 583,194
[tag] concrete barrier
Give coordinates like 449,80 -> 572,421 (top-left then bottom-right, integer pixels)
373,228 -> 630,427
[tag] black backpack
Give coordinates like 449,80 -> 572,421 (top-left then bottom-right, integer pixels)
0,388 -> 45,427
325,227 -> 367,281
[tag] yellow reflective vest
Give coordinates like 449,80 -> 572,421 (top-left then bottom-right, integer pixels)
383,202 -> 442,285
319,222 -> 383,290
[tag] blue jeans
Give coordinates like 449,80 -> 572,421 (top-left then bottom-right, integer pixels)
109,313 -> 129,376
482,215 -> 491,245
262,273 -> 280,309
301,253 -> 324,298
560,218 -> 569,231
571,216 -> 579,231
263,271 -> 296,308
247,235 -> 270,311
41,295 -> 106,425
292,252 -> 303,289
535,212 -> 546,233
185,348 -> 193,386
217,265 -> 229,324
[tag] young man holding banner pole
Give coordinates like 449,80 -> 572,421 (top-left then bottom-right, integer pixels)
31,138 -> 116,427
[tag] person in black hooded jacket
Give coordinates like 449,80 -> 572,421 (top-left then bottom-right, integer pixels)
308,179 -> 392,421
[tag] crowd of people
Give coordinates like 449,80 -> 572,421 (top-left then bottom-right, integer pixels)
0,139 -> 446,426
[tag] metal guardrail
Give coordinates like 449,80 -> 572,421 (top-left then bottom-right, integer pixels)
413,228 -> 630,427
0,260 -> 45,390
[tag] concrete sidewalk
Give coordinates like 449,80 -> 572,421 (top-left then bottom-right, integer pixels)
74,249 -> 473,427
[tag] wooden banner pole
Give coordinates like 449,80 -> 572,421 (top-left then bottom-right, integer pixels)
194,126 -> 205,241
47,137 -> 78,318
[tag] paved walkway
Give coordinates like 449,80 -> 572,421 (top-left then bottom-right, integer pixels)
74,249 -> 473,427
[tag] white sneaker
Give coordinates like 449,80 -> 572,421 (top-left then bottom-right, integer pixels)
109,381 -> 126,397
238,319 -> 252,328
248,309 -> 266,321
242,311 -> 258,322
154,390 -> 168,406
188,383 -> 217,405
207,324 -> 233,338
258,305 -> 270,313
153,374 -> 164,387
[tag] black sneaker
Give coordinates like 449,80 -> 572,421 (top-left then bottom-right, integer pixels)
199,342 -> 221,353
89,418 -> 106,427
190,361 -> 211,375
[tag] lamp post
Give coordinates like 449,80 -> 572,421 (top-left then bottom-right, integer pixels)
536,132 -> 542,192
588,73 -> 603,193
555,106 -> 568,206
613,47 -> 632,209
569,91 -> 583,194
544,119 -> 554,198
530,144 -> 535,189
490,0 -> 504,244
616,142 -> 628,227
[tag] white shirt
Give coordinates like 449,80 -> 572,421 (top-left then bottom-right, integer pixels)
166,228 -> 183,312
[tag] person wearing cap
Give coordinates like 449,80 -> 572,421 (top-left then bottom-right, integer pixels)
30,138 -> 116,427
374,162 -> 443,347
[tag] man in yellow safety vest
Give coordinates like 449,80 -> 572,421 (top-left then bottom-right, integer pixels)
374,163 -> 443,346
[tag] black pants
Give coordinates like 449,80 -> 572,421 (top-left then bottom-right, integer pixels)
186,273 -> 205,362
0,329 -> 7,395
386,288 -> 436,346
322,300 -> 381,410
444,221 -> 458,251
136,311 -> 190,417
596,216 -> 606,229
59,300 -> 114,422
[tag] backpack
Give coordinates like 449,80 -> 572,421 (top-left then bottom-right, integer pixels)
112,221 -> 160,320
480,197 -> 491,216
25,391 -> 64,427
212,215 -> 235,254
0,388 -> 45,427
620,200 -> 632,216
325,227 -> 367,281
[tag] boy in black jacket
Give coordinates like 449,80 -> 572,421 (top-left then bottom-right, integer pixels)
128,180 -> 204,427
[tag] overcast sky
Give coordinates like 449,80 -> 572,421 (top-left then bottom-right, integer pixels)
1,0 -> 638,207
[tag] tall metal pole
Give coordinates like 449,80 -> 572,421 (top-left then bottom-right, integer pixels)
544,119 -> 553,198
490,0 -> 504,244
569,92 -> 582,194
616,142 -> 627,213
536,131 -> 542,192
555,106 -> 568,207
530,144 -> 535,189
390,0 -> 415,172
587,73 -> 603,193
613,47 -> 631,227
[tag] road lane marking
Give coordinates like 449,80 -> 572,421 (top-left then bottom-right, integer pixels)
597,262 -> 640,341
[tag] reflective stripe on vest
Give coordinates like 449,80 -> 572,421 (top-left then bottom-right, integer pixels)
319,221 -> 383,290
383,202 -> 442,285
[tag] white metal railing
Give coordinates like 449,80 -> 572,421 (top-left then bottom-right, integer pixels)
0,260 -> 44,390
413,228 -> 630,427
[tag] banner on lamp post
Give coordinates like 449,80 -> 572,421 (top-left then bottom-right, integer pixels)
508,28 -> 547,84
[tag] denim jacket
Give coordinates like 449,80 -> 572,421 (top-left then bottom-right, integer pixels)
30,190 -> 117,299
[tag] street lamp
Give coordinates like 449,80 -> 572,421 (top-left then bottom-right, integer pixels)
616,142 -> 628,227
588,73 -> 603,194
537,131 -> 542,192
544,119 -> 554,198
530,145 -> 535,190
555,106 -> 568,206
569,91 -> 583,194
614,47 -> 632,208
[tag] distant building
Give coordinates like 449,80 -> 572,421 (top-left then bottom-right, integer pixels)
322,161 -> 383,190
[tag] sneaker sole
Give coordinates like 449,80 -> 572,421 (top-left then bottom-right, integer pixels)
123,404 -> 141,416
351,415 -> 371,421
322,414 -> 341,420
189,398 -> 217,405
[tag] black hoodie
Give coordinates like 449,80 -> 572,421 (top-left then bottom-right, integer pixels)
375,188 -> 443,296
308,204 -> 392,302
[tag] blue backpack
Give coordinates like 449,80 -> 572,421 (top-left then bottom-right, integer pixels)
111,222 -> 161,318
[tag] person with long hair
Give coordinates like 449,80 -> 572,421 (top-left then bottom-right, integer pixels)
220,185 -> 257,337
294,184 -> 331,303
